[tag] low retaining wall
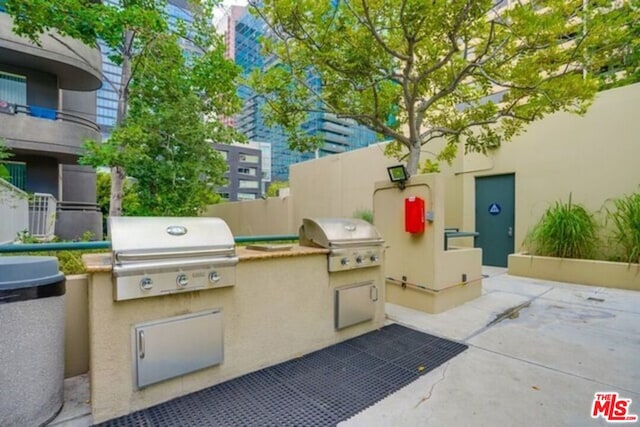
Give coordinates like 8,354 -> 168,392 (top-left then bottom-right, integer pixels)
0,179 -> 28,244
508,253 -> 640,291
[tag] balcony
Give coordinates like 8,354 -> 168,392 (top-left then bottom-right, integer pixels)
0,13 -> 102,91
321,120 -> 352,137
322,132 -> 349,146
0,103 -> 100,161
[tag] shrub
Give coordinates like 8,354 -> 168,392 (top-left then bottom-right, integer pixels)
266,181 -> 289,197
353,209 -> 374,224
8,231 -> 102,275
525,194 -> 598,259
606,191 -> 640,264
0,138 -> 13,180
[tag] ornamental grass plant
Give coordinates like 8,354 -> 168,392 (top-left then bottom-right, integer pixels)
606,191 -> 640,264
525,194 -> 599,259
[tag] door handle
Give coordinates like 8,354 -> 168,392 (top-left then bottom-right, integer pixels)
138,330 -> 145,359
508,226 -> 513,237
370,286 -> 378,302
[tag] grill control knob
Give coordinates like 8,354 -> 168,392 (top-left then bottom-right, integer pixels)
176,273 -> 189,288
370,254 -> 379,262
340,257 -> 349,266
355,255 -> 364,264
139,277 -> 153,291
209,271 -> 221,284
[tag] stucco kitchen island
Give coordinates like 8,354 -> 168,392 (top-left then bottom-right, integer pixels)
83,245 -> 385,423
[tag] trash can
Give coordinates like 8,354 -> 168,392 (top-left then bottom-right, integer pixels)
0,256 -> 66,427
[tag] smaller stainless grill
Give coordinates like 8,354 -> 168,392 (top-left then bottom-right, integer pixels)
299,218 -> 384,272
109,217 -> 238,301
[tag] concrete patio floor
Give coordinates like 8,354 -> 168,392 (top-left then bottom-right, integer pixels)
52,267 -> 640,426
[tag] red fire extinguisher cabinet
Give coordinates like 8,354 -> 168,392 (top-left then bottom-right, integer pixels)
405,196 -> 425,233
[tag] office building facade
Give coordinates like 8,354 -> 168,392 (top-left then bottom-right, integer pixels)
228,6 -> 380,181
97,0 -> 197,138
212,143 -> 263,201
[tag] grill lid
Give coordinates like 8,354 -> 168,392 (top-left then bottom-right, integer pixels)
109,217 -> 235,263
299,218 -> 384,249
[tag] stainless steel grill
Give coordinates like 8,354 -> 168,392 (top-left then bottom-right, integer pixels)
299,218 -> 384,272
109,216 -> 238,301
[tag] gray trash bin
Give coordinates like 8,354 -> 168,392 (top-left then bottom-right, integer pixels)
0,256 -> 66,427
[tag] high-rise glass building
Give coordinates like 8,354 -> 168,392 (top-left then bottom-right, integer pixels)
96,0 -> 195,138
228,6 -> 380,181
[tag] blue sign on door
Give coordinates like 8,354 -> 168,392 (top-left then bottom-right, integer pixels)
488,203 -> 501,216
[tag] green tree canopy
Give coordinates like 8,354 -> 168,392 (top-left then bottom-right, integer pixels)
0,138 -> 12,181
249,0 -> 638,174
82,32 -> 232,216
5,0 -> 242,216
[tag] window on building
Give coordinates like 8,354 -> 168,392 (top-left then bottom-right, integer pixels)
0,71 -> 27,105
237,167 -> 257,176
239,180 -> 259,189
218,151 -> 228,160
237,193 -> 257,200
218,192 -> 230,200
238,153 -> 259,163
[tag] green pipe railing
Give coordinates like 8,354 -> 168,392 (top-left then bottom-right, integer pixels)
234,234 -> 298,244
0,235 -> 299,254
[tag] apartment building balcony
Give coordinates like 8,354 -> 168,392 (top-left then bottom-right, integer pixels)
0,13 -> 102,91
0,103 -> 100,162
320,120 -> 353,137
322,132 -> 350,147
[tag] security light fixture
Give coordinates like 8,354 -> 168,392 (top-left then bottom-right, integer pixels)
387,164 -> 409,190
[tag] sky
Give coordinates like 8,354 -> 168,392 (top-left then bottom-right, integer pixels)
213,0 -> 249,32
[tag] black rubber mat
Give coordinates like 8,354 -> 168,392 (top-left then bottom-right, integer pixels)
97,324 -> 467,427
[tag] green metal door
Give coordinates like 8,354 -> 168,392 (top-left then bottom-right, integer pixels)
475,174 -> 515,267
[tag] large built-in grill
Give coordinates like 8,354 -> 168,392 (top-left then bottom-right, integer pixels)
299,218 -> 384,272
109,217 -> 238,301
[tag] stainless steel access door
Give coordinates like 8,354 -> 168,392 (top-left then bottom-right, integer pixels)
335,282 -> 378,329
134,310 -> 223,389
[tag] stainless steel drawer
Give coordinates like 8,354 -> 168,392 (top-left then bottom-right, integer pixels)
335,282 -> 378,329
134,309 -> 223,389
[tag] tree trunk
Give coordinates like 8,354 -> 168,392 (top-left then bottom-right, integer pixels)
108,29 -> 133,216
109,165 -> 125,217
406,143 -> 421,176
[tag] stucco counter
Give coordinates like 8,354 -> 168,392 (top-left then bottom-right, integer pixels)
83,245 -> 330,272
82,246 -> 384,423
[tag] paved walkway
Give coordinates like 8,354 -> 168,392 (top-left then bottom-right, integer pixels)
342,268 -> 640,426
53,268 -> 640,426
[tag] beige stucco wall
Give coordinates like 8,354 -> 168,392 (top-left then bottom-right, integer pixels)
87,251 -> 385,423
454,83 -> 640,250
373,174 -> 482,313
203,195 -> 295,236
205,141 -> 462,234
290,141 -> 464,231
205,83 -> 639,255
509,253 -> 640,290
289,143 -> 395,225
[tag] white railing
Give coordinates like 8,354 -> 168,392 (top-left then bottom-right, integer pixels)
0,179 -> 29,244
29,192 -> 57,241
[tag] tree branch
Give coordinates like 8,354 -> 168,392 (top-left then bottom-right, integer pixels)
345,0 -> 411,61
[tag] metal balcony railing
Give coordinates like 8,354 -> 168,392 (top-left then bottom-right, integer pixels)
0,101 -> 100,132
0,161 -> 26,190
28,193 -> 57,241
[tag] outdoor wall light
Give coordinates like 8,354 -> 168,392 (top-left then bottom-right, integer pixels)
387,164 -> 409,190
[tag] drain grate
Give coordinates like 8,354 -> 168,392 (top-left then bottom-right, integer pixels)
97,324 -> 467,427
